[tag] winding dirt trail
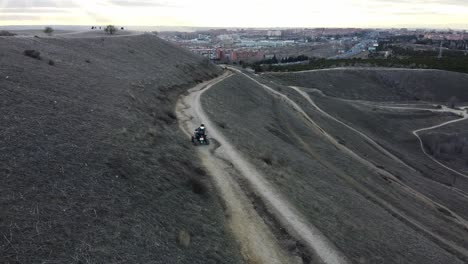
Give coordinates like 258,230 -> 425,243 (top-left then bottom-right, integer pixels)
176,71 -> 350,264
176,73 -> 300,264
388,106 -> 468,180
288,85 -> 416,172
228,68 -> 468,261
301,91 -> 468,193
290,88 -> 468,199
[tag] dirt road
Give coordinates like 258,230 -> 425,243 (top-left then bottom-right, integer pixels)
364,104 -> 468,179
176,72 -> 301,264
177,71 -> 351,264
288,85 -> 416,172
229,68 -> 468,260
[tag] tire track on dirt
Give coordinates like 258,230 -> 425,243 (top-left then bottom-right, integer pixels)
178,71 -> 351,264
176,72 -> 301,264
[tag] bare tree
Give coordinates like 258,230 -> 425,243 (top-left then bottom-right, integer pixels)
104,25 -> 118,35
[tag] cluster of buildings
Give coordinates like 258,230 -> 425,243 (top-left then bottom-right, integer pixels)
159,28 -> 370,62
159,27 -> 468,62
189,48 -> 265,62
423,32 -> 467,41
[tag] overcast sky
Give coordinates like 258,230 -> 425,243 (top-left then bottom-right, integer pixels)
1,0 -> 468,28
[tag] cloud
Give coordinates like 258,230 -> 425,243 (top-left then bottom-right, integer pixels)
0,14 -> 41,21
2,0 -> 78,8
0,0 -> 467,28
0,8 -> 69,13
109,0 -> 177,7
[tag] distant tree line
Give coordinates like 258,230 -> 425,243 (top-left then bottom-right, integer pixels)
381,45 -> 466,58
252,56 -> 468,74
253,54 -> 310,66
280,55 -> 309,63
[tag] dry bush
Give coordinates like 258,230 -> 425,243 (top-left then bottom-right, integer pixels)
189,177 -> 208,195
260,153 -> 273,165
104,25 -> 118,35
44,27 -> 54,35
177,229 -> 191,247
216,121 -> 228,129
0,30 -> 16,36
165,110 -> 177,120
48,60 -> 55,66
422,133 -> 466,159
24,50 -> 41,60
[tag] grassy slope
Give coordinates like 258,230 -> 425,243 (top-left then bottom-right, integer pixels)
0,35 -> 242,263
266,68 -> 468,102
201,73 -> 468,264
419,119 -> 468,175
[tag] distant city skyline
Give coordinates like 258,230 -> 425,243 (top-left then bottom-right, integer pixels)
1,0 -> 468,29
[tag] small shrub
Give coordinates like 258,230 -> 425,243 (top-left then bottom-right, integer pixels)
261,155 -> 272,165
24,50 -> 41,60
193,166 -> 206,176
0,30 -> 16,36
104,25 -> 118,35
44,26 -> 54,35
177,229 -> 191,247
48,60 -> 55,66
165,111 -> 177,120
217,121 -> 227,129
85,59 -> 91,63
189,177 -> 208,195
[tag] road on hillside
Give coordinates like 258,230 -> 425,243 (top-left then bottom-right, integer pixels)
386,106 -> 468,180
176,71 -> 350,264
229,68 -> 468,260
176,72 -> 301,264
178,67 -> 468,263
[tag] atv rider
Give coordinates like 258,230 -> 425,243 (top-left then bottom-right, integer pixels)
194,124 -> 206,141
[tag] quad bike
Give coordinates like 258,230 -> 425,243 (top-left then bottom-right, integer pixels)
192,133 -> 209,146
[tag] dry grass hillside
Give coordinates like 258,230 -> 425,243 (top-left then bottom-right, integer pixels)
267,68 -> 468,102
0,34 -> 242,263
201,70 -> 468,264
